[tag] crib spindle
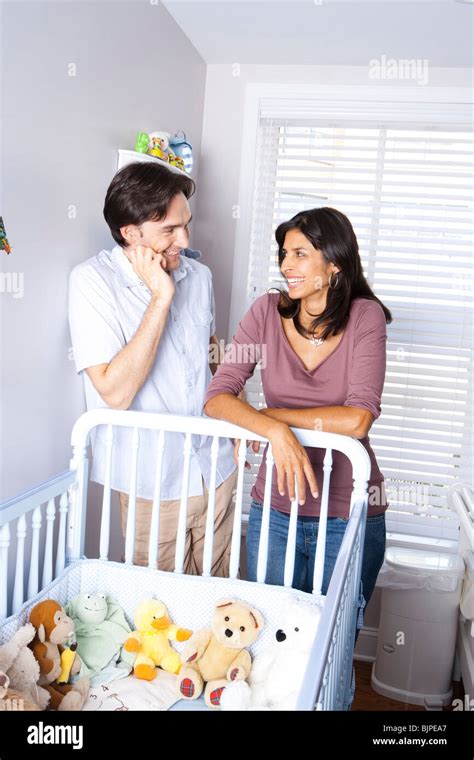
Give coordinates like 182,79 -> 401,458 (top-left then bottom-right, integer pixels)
55,491 -> 68,576
201,435 -> 220,577
12,515 -> 27,614
68,443 -> 89,560
0,522 -> 11,620
334,602 -> 345,703
174,432 -> 192,574
256,445 -> 274,584
283,480 -> 299,588
312,448 -> 333,595
351,468 -> 370,515
42,498 -> 56,588
124,427 -> 140,565
148,429 -> 165,569
228,436 -> 247,580
100,425 -> 114,561
28,505 -> 42,599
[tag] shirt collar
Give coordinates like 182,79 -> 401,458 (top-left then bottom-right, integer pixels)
111,246 -> 193,288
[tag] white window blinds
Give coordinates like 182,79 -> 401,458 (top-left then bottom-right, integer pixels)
241,111 -> 473,540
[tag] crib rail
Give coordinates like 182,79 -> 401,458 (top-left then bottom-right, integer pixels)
69,409 -> 370,580
297,498 -> 367,710
1,410 -> 370,638
0,469 -> 76,620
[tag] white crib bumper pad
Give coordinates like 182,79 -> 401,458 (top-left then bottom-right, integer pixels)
0,559 -> 325,711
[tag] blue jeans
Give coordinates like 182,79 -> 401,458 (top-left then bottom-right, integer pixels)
246,501 -> 386,606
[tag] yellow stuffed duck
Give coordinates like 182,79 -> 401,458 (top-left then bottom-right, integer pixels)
124,599 -> 192,681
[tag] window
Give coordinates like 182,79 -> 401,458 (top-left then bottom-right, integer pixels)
236,89 -> 473,540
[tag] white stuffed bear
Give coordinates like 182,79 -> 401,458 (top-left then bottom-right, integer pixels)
220,600 -> 322,711
0,623 -> 50,710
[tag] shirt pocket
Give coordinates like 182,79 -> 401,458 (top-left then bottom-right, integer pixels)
189,309 -> 212,328
187,309 -> 213,351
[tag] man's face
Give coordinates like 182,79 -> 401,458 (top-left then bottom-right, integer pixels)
128,192 -> 192,272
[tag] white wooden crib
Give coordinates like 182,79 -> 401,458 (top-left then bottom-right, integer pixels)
0,410 -> 371,711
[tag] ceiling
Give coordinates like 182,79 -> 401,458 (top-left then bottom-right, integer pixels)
162,0 -> 473,66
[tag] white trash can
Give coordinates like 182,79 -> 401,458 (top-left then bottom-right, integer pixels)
371,547 -> 465,708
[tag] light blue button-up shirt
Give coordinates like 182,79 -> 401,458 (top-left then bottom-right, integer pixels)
68,246 -> 236,500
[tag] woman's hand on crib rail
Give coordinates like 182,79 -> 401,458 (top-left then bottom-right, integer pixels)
267,423 -> 319,505
205,393 -> 318,505
234,420 -> 319,503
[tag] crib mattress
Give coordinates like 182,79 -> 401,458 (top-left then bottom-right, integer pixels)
0,559 -> 324,711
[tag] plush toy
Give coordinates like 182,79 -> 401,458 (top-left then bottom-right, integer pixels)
29,600 -> 89,711
65,593 -> 132,682
177,599 -> 264,709
147,131 -> 171,161
0,671 -> 9,698
168,151 -> 186,172
220,600 -> 322,711
169,132 -> 193,174
124,599 -> 192,681
57,643 -> 79,685
135,131 -> 149,154
0,624 -> 49,710
0,669 -> 41,711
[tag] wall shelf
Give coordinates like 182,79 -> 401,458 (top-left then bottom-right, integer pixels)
117,149 -> 188,177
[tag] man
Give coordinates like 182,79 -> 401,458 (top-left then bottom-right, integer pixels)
68,161 -> 237,573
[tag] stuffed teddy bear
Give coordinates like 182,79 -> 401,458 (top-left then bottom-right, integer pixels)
176,599 -> 264,709
29,600 -> 89,710
124,599 -> 192,681
0,624 -> 49,710
0,669 -> 41,711
220,600 -> 322,711
65,593 -> 132,682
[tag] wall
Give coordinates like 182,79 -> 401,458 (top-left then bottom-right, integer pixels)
193,64 -> 473,341
0,1 -> 206,502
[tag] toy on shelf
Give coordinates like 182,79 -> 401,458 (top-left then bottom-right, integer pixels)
135,132 -> 149,154
148,131 -> 171,161
169,131 -> 193,174
168,149 -> 186,172
132,130 -> 193,174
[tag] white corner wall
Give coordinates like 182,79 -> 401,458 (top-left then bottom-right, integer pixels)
0,1 -> 205,501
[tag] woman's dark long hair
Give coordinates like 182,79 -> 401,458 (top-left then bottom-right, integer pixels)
275,207 -> 392,340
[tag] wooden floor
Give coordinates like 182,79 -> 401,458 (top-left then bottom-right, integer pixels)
351,661 -> 464,711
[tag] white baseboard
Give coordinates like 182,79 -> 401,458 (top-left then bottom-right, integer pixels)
354,626 -> 379,662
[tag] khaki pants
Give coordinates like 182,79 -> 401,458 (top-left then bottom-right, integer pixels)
118,470 -> 237,576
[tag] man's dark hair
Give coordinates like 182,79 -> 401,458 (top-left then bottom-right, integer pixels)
103,162 -> 195,247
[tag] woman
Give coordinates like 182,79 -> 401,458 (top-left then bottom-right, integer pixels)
204,207 -> 391,606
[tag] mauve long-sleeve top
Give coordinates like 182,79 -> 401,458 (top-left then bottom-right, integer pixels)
205,293 -> 388,518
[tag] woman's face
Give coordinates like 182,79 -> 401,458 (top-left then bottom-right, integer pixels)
280,228 -> 336,299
